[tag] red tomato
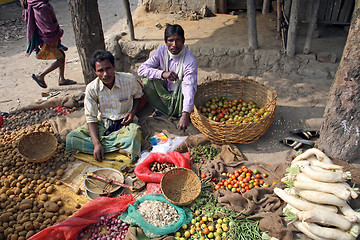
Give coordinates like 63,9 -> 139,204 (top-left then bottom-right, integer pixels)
201,174 -> 207,179
259,180 -> 265,185
255,174 -> 261,179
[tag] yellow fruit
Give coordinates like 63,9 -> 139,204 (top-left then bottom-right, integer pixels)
175,232 -> 181,237
215,236 -> 221,240
190,228 -> 196,235
202,216 -> 208,222
217,219 -> 223,224
208,232 -> 214,239
208,225 -> 215,232
201,223 -> 207,229
184,231 -> 191,238
182,224 -> 188,230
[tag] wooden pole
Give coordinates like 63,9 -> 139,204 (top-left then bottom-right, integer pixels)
262,0 -> 271,14
277,0 -> 281,32
247,0 -> 259,49
286,0 -> 299,57
122,0 -> 135,41
303,0 -> 320,54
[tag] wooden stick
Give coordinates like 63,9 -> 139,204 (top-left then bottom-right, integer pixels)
286,0 -> 299,57
247,0 -> 259,49
122,0 -> 135,41
303,0 -> 320,54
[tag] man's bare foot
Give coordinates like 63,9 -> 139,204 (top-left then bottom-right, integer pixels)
119,149 -> 131,158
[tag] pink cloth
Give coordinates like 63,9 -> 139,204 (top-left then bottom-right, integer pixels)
24,0 -> 63,45
28,195 -> 135,240
138,45 -> 198,113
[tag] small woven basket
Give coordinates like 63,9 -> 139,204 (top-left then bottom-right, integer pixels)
17,132 -> 58,163
190,78 -> 277,144
160,168 -> 201,206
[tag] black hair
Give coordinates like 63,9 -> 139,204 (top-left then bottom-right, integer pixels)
164,24 -> 185,42
90,50 -> 115,70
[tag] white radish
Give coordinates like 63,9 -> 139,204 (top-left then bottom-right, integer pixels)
297,190 -> 346,207
300,165 -> 349,182
296,173 -> 358,199
291,158 -> 343,170
340,203 -> 360,223
292,221 -> 329,240
294,180 -> 351,200
274,187 -> 338,213
302,222 -> 357,240
296,208 -> 352,231
292,148 -> 333,164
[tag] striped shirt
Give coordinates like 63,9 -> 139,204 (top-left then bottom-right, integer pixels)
84,72 -> 143,128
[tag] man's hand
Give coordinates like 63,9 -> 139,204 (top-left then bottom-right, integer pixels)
93,142 -> 104,162
162,71 -> 179,82
121,111 -> 135,125
177,112 -> 190,132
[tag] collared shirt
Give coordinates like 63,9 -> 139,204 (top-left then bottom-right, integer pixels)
84,72 -> 143,128
137,45 -> 198,113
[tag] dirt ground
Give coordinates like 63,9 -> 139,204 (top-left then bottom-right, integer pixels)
0,0 -> 351,164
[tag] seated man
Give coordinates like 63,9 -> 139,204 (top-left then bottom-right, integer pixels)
66,50 -> 143,163
138,23 -> 198,132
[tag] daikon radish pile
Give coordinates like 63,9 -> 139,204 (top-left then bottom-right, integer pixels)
274,148 -> 360,240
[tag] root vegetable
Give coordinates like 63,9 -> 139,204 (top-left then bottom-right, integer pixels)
294,180 -> 351,200
300,165 -> 349,182
292,221 -> 328,240
302,222 -> 357,240
296,173 -> 357,199
296,208 -> 352,231
298,190 -> 346,207
274,187 -> 338,213
340,203 -> 360,223
292,148 -> 333,164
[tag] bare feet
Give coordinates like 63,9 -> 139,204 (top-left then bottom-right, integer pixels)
119,149 -> 131,158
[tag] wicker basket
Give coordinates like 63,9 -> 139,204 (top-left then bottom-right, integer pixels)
190,78 -> 277,144
17,132 -> 58,163
160,168 -> 201,206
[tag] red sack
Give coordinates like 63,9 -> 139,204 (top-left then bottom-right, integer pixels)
134,152 -> 191,183
28,195 -> 135,240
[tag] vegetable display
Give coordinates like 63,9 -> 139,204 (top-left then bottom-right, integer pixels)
198,97 -> 270,124
275,148 -> 360,240
190,145 -> 219,164
213,166 -> 273,194
173,188 -> 263,240
77,216 -> 129,240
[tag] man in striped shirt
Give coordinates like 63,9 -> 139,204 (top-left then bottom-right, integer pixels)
66,50 -> 143,163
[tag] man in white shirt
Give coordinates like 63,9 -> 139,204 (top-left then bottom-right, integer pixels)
66,50 -> 143,163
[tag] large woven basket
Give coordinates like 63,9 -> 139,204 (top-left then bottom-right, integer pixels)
17,132 -> 58,163
190,78 -> 277,144
160,168 -> 201,206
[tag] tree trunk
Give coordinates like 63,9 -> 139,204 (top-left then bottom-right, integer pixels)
303,0 -> 320,54
319,7 -> 360,163
286,0 -> 298,57
68,0 -> 105,84
247,0 -> 258,49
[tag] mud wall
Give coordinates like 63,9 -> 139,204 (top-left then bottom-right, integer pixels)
106,35 -> 337,81
139,0 -> 216,13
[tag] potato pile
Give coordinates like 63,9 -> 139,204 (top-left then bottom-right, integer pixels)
0,121 -> 78,240
1,107 -> 77,132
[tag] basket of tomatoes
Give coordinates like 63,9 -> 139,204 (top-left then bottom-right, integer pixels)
190,78 -> 277,143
